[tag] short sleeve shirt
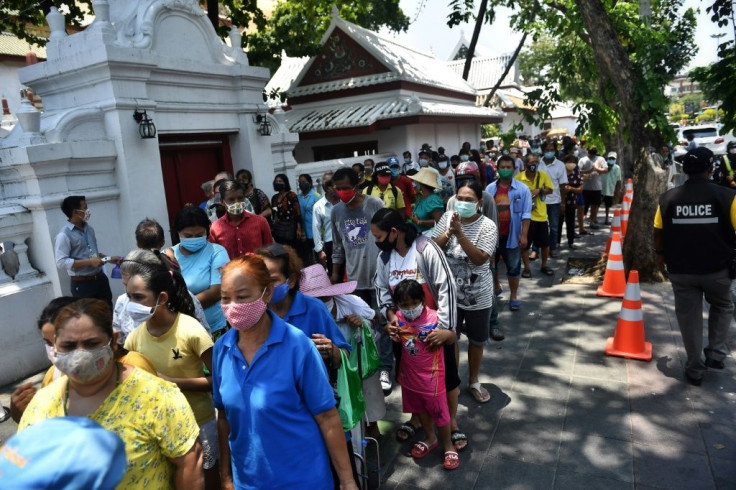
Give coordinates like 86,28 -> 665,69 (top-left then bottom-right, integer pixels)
19,369 -> 200,490
363,184 -> 406,210
173,242 -> 229,332
387,242 -> 438,311
125,313 -> 215,426
601,163 -> 622,197
395,307 -> 444,395
209,212 -> 273,259
565,167 -> 583,207
494,184 -> 511,236
212,313 -> 336,489
412,194 -> 445,232
433,212 -> 497,310
517,170 -> 554,222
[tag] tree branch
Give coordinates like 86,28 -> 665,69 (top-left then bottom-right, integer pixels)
482,30 -> 529,107
462,0 -> 489,80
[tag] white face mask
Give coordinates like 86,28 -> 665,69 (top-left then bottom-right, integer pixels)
125,297 -> 160,324
438,160 -> 449,170
400,303 -> 424,321
323,298 -> 335,315
45,344 -> 56,364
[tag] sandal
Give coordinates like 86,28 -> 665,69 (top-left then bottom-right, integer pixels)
541,266 -> 554,276
410,440 -> 438,459
396,421 -> 420,442
451,430 -> 468,452
443,451 -> 460,470
494,287 -> 503,297
509,300 -> 521,312
467,383 -> 491,403
521,269 -> 532,278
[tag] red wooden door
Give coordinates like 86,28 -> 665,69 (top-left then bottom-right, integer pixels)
159,135 -> 234,243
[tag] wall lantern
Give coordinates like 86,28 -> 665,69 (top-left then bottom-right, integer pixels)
133,109 -> 157,139
253,113 -> 272,136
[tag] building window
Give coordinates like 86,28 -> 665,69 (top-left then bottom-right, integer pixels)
312,141 -> 378,161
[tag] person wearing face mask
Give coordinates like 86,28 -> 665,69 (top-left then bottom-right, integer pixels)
122,249 -> 219,489
363,158 -> 375,182
436,155 -> 456,203
313,176 -> 339,275
408,168 -> 445,233
517,155 -> 555,277
297,173 -> 321,266
270,173 -> 304,250
712,141 -> 736,189
363,161 -> 406,215
19,298 -> 204,490
578,145 -> 609,229
54,195 -> 121,308
168,206 -> 229,339
601,151 -> 623,224
433,180 -> 498,404
537,141 -> 568,258
450,154 -> 460,170
387,156 -> 416,216
371,208 -> 464,450
209,180 -> 273,260
214,255 -> 358,490
419,149 -> 443,188
235,169 -> 271,219
486,155 -> 532,313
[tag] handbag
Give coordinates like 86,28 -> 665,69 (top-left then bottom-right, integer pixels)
350,320 -> 381,380
336,349 -> 366,431
271,219 -> 297,243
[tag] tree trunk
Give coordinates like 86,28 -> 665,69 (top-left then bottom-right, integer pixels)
574,0 -> 663,281
462,0 -> 488,80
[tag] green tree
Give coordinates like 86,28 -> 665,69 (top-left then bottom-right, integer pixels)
518,33 -> 556,86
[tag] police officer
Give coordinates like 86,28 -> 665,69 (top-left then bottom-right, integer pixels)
653,147 -> 736,386
712,141 -> 736,189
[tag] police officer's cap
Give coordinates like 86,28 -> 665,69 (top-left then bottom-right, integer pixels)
682,147 -> 714,174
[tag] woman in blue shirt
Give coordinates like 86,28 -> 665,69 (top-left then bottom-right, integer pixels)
213,255 -> 357,490
167,206 -> 229,339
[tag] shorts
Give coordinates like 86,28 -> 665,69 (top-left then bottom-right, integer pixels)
495,235 -> 522,277
402,386 -> 450,428
457,307 -> 493,345
603,195 -> 614,208
525,221 -> 549,249
199,418 -> 220,470
576,193 -> 585,206
582,190 -> 602,206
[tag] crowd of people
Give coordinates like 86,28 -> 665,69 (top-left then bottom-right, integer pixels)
8,137 -> 629,488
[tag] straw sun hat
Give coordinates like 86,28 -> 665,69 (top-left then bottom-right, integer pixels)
409,168 -> 441,189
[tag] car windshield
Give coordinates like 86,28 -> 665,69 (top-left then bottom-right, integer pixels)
683,128 -> 718,139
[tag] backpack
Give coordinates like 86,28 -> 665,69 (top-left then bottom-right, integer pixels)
367,184 -> 398,208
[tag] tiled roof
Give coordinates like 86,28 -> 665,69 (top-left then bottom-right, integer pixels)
0,32 -> 46,59
285,96 -> 503,133
286,16 -> 477,98
445,54 -> 518,91
265,53 -> 309,107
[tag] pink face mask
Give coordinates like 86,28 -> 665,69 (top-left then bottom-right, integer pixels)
221,288 -> 267,331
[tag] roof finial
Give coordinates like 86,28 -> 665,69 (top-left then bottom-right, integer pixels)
331,4 -> 339,20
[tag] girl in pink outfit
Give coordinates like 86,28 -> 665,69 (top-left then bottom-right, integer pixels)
391,279 -> 459,470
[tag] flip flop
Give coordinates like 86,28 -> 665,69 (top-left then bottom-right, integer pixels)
444,451 -> 460,470
410,440 -> 438,459
521,269 -> 532,278
541,266 -> 554,276
396,421 -> 420,442
467,383 -> 491,403
494,287 -> 503,296
509,300 -> 521,312
451,430 -> 468,452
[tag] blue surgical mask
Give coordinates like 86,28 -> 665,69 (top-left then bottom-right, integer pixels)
404,157 -> 412,164
455,200 -> 478,218
179,236 -> 207,253
390,168 -> 400,178
544,151 -> 556,160
608,158 -> 616,166
270,281 -> 290,304
460,155 -> 470,162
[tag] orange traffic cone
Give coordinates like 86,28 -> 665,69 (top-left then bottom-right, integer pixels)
605,270 -> 652,361
620,200 -> 630,237
605,210 -> 622,255
597,232 -> 626,297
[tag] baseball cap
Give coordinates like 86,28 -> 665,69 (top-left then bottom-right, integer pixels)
0,417 -> 127,489
683,147 -> 714,174
386,156 -> 400,168
374,162 -> 391,175
607,151 -> 617,159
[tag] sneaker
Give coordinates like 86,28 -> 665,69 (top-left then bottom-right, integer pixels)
590,223 -> 600,230
380,370 -> 392,394
490,327 -> 505,341
705,358 -> 725,370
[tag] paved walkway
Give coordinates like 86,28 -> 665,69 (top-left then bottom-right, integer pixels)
377,228 -> 736,489
1,224 -> 734,489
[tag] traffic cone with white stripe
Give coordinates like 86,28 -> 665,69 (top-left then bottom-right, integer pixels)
620,200 -> 630,238
605,270 -> 652,361
605,210 -> 622,255
597,232 -> 626,297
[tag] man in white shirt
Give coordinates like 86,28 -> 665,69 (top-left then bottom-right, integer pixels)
578,146 -> 609,229
538,140 -> 569,257
312,173 -> 339,275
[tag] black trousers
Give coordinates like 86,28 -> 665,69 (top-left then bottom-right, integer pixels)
70,271 -> 113,309
564,205 -> 577,245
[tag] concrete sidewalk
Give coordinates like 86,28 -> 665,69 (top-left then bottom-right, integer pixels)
377,227 -> 736,489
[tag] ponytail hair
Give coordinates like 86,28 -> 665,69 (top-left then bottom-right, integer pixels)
121,249 -> 196,317
370,208 -> 418,246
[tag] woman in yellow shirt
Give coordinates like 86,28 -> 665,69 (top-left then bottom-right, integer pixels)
19,298 -> 203,489
121,249 -> 218,490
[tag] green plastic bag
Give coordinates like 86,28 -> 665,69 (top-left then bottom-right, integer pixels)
337,349 -> 366,431
350,320 -> 381,380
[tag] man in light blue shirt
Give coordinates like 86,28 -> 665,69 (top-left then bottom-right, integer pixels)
312,174 -> 339,275
486,155 -> 532,313
53,195 -> 120,307
298,173 -> 321,266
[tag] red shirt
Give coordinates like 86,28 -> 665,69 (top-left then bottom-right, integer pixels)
209,212 -> 273,259
392,175 -> 416,218
494,183 -> 511,237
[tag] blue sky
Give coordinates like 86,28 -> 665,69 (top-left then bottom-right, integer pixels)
384,0 -> 728,71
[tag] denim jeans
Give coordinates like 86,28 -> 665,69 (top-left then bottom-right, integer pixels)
547,203 -> 561,251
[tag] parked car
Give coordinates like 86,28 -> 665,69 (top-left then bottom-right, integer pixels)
673,124 -> 734,158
